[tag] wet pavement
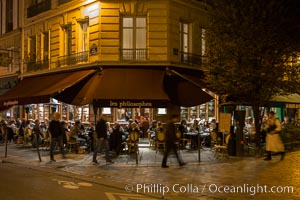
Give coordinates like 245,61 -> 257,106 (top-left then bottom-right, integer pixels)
0,142 -> 299,200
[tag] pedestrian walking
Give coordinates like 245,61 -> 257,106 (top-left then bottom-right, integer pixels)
162,114 -> 186,168
48,112 -> 66,162
93,118 -> 113,164
264,111 -> 285,161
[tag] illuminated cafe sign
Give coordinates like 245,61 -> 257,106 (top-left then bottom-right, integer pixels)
110,100 -> 152,108
3,100 -> 18,106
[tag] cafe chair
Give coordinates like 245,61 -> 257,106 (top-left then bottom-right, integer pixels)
179,133 -> 191,149
66,132 -> 80,153
214,134 -> 230,158
127,131 -> 140,154
155,131 -> 166,153
175,132 -> 182,147
148,130 -> 156,149
42,130 -> 50,150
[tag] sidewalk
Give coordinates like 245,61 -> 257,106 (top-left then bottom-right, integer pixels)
0,141 -> 225,168
1,142 -> 299,200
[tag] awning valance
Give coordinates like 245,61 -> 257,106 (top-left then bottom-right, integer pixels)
54,67 -> 214,107
0,69 -> 95,106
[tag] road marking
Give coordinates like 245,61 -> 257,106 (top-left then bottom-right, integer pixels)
105,192 -> 157,200
52,179 -> 93,190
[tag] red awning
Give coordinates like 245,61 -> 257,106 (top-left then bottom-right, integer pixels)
0,69 -> 95,106
54,67 -> 214,107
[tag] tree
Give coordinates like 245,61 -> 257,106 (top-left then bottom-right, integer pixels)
203,0 -> 300,154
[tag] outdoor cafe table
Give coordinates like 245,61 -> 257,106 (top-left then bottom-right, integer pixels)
186,132 -> 210,149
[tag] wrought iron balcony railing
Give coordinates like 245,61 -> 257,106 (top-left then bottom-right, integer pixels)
27,0 -> 51,18
121,48 -> 147,61
0,65 -> 19,76
27,60 -> 50,72
179,51 -> 206,66
57,51 -> 89,67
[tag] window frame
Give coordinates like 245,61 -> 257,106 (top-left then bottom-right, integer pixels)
121,15 -> 147,60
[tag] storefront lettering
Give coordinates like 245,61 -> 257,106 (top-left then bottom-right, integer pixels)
109,100 -> 152,107
4,100 -> 18,106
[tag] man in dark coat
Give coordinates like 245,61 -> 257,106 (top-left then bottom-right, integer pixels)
93,118 -> 113,164
48,112 -> 65,162
162,114 -> 186,168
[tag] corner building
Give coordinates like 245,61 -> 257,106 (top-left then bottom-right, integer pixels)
0,0 -> 217,124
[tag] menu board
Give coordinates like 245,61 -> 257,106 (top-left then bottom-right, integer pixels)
219,113 -> 231,132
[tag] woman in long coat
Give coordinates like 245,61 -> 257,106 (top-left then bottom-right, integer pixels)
264,111 -> 285,161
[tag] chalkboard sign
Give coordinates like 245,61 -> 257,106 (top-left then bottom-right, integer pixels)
219,113 -> 231,132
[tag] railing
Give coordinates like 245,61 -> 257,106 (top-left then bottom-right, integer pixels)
58,0 -> 73,5
26,60 -> 50,72
57,51 -> 89,67
0,50 -> 20,75
179,51 -> 206,66
0,65 -> 19,76
121,48 -> 147,61
27,0 -> 51,18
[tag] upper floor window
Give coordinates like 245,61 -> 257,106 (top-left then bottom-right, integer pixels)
27,0 -> 51,18
28,36 -> 36,62
122,16 -> 147,61
201,28 -> 206,64
201,29 -> 206,56
180,23 -> 189,53
42,32 -> 49,61
77,19 -> 89,53
61,24 -> 72,56
180,22 -> 190,61
6,0 -> 13,32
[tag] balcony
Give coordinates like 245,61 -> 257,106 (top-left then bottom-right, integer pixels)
57,51 -> 89,67
0,65 -> 19,76
0,53 -> 11,67
0,50 -> 20,76
179,51 -> 207,66
27,0 -> 51,18
121,49 -> 147,61
27,60 -> 50,72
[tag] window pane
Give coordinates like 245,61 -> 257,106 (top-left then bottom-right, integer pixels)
158,108 -> 167,115
102,108 -> 111,115
183,34 -> 188,52
136,29 -> 146,48
43,33 -> 49,60
65,27 -> 72,55
123,18 -> 133,27
201,29 -> 206,56
117,108 -> 126,121
183,23 -> 188,33
123,29 -> 133,48
79,22 -> 88,52
136,17 -> 146,28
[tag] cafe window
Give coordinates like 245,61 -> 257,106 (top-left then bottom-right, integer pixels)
158,108 -> 167,115
102,107 -> 111,115
117,108 -> 131,121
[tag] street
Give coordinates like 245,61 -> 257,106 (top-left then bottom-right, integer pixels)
0,163 -> 155,200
